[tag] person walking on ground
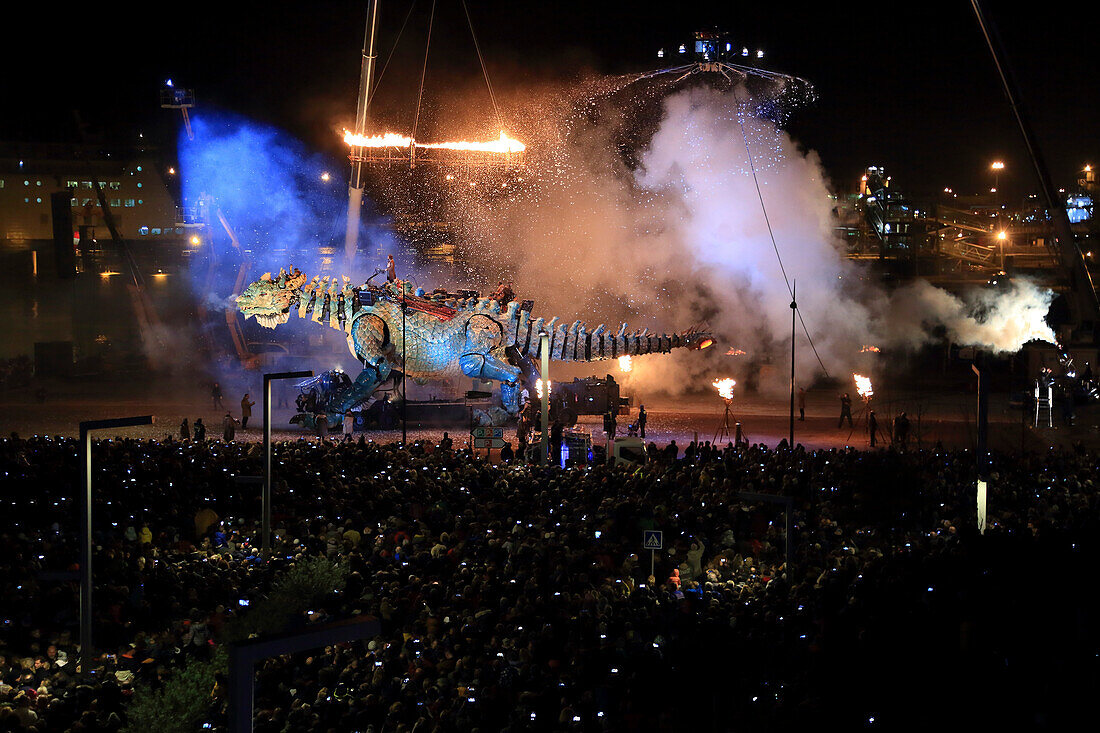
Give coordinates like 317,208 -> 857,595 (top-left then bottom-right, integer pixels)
798,387 -> 806,421
240,394 -> 255,430
893,411 -> 910,449
212,383 -> 225,410
868,409 -> 878,447
838,393 -> 853,429
386,254 -> 397,282
637,404 -> 647,439
180,418 -> 190,441
222,413 -> 238,442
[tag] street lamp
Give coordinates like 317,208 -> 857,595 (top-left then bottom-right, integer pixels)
991,160 -> 1005,191
80,415 -> 154,669
539,331 -> 549,465
263,371 -> 312,557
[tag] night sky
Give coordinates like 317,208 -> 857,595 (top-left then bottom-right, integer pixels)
4,1 -> 1097,198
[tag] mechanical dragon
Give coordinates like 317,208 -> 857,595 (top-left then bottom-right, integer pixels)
236,268 -> 713,421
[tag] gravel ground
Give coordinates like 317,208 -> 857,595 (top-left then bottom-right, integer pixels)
3,376 -> 1095,452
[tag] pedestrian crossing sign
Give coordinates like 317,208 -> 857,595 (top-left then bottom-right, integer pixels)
642,530 -> 663,550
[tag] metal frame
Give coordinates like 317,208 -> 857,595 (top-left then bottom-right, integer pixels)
263,371 -> 312,556
80,415 -> 154,668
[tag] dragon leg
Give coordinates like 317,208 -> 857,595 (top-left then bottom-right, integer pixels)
334,357 -> 393,415
459,352 -> 522,414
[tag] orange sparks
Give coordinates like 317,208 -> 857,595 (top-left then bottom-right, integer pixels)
712,378 -> 736,400
343,130 -> 525,153
535,378 -> 551,399
726,348 -> 747,356
854,373 -> 874,400
618,355 -> 633,372
860,345 -> 881,353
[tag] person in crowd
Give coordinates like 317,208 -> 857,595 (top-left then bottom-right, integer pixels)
222,412 -> 238,442
212,382 -> 225,410
798,387 -> 806,421
180,417 -> 190,441
637,403 -> 648,438
193,417 -> 206,441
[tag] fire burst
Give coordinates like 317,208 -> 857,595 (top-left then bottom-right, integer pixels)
343,130 -> 525,153
726,348 -> 747,356
860,345 -> 881,353
853,373 -> 874,400
535,378 -> 551,399
618,355 -> 633,372
712,378 -> 736,400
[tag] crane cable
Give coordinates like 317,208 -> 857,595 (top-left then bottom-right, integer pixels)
738,114 -> 831,378
412,0 -> 437,142
365,0 -> 420,113
461,0 -> 504,131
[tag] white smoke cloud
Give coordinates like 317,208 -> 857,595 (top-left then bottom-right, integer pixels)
447,83 -> 1054,394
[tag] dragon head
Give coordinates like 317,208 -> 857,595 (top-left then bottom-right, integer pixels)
236,268 -> 307,329
681,325 -> 716,351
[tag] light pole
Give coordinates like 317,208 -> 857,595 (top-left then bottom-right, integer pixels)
263,371 -> 312,557
80,415 -> 154,669
401,289 -> 407,446
789,281 -> 796,447
539,331 -> 549,466
990,160 -> 1004,192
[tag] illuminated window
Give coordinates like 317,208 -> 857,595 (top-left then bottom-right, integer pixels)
24,180 -> 29,186
24,197 -> 30,203
35,197 -> 41,203
151,228 -> 161,235
139,226 -> 149,236
71,198 -> 77,206
83,181 -> 92,189
109,182 -> 120,190
110,198 -> 121,207
66,180 -> 78,188
124,199 -> 135,207
36,181 -> 41,186
137,199 -> 143,205
137,182 -> 142,188
136,166 -> 143,172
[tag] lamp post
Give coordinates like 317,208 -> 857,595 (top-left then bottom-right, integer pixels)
80,415 -> 154,669
263,371 -> 312,557
991,160 -> 1004,192
540,331 -> 549,466
401,289 -> 407,446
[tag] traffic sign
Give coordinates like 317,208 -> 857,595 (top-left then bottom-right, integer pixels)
473,437 -> 506,449
642,530 -> 663,550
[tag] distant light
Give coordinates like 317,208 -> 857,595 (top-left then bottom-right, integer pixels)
997,230 -> 1007,241
756,49 -> 764,58
991,161 -> 1005,170
725,42 -> 731,51
166,79 -> 173,87
657,49 -> 664,58
742,47 -> 749,56
1086,164 -> 1092,172
320,171 -> 331,182
168,167 -> 175,175
990,188 -> 997,193
190,235 -> 201,246
678,44 -> 686,53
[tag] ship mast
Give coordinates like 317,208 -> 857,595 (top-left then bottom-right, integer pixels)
345,0 -> 380,263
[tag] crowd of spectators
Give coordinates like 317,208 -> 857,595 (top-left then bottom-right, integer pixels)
1,431 -> 1098,731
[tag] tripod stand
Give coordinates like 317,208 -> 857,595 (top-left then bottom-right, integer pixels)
715,398 -> 747,446
847,397 -> 886,446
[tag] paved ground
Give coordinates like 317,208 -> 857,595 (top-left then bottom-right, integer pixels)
3,376 -> 1096,453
